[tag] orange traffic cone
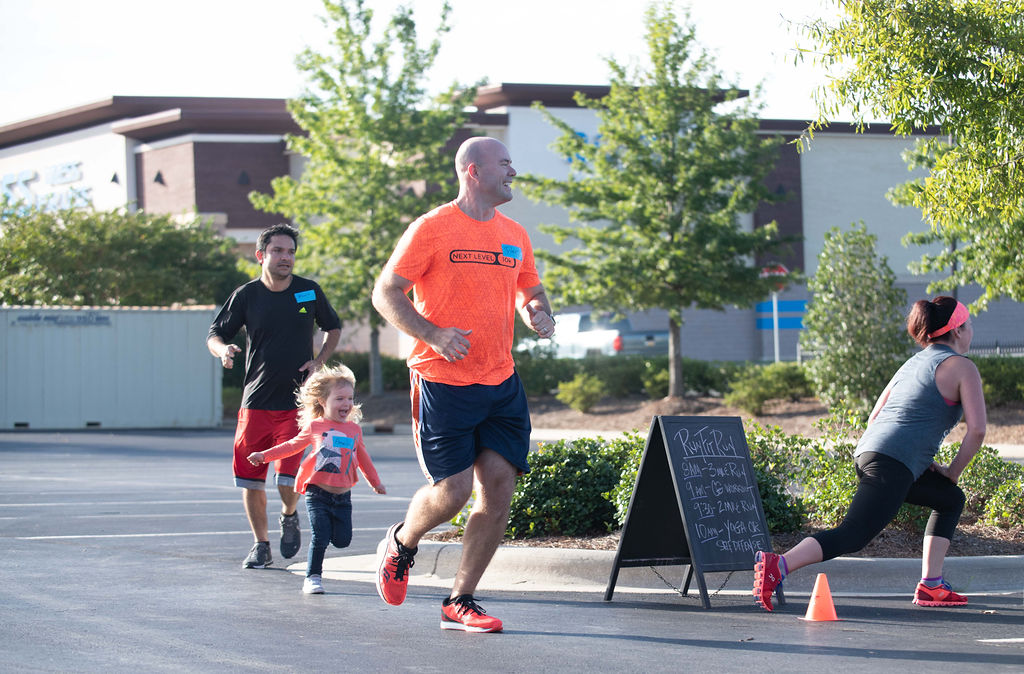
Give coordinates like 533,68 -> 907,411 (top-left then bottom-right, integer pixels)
800,573 -> 840,621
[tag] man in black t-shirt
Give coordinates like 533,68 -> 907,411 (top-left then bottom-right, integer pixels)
208,224 -> 341,569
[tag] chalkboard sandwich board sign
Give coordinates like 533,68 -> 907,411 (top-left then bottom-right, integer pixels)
604,415 -> 783,609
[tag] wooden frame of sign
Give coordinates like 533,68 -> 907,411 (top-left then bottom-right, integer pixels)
604,416 -> 784,609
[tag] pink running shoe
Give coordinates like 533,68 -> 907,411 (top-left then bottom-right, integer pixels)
913,581 -> 968,607
375,522 -> 417,606
441,595 -> 503,633
753,550 -> 784,611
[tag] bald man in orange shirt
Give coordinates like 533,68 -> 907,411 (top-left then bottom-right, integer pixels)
372,136 -> 555,633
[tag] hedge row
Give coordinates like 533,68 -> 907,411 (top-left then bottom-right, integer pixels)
447,412 -> 1024,540
227,351 -> 1022,419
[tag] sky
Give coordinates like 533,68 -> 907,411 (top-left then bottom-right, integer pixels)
0,0 -> 841,128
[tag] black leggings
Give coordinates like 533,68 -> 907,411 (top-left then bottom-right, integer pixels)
812,451 -> 966,562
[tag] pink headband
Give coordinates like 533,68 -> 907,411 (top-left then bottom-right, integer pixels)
928,301 -> 969,339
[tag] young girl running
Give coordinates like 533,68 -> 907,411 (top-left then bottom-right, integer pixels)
248,364 -> 386,594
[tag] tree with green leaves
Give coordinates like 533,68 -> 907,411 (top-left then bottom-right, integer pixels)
799,0 -> 1024,309
800,223 -> 913,414
520,2 -> 792,397
0,198 -> 246,306
250,0 -> 475,395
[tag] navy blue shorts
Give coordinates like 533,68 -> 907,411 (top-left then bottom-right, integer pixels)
410,371 -> 531,484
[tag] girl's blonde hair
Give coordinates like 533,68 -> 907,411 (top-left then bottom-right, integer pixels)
295,363 -> 363,426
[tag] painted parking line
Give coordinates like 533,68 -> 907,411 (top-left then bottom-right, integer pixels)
0,496 -> 410,508
978,638 -> 1024,644
12,526 -> 389,541
0,499 -> 239,508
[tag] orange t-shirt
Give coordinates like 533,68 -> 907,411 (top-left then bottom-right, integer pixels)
384,201 -> 541,386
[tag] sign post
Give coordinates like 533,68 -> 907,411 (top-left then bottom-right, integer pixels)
759,264 -> 789,363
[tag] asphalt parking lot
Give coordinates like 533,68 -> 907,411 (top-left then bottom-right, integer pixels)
1,428 -> 1022,672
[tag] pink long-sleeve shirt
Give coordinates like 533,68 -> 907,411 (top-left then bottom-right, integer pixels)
261,419 -> 381,494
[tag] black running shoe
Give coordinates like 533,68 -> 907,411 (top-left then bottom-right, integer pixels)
243,541 -> 273,569
280,512 -> 301,559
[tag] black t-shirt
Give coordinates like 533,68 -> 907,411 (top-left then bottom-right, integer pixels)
208,276 -> 341,410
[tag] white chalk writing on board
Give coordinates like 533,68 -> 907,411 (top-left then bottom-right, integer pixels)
671,423 -> 768,558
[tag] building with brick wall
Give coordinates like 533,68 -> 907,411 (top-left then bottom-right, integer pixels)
3,85 -> 1021,361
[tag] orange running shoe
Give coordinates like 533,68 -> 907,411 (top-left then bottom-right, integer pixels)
375,522 -> 417,606
440,595 -> 503,633
753,550 -> 784,611
913,581 -> 968,607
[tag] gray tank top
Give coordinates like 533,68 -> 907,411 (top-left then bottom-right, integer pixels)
854,344 -> 964,478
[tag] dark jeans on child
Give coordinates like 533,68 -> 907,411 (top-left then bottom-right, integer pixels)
304,484 -> 353,577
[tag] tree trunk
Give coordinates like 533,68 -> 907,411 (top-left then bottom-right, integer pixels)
668,317 -> 684,398
368,324 -> 384,396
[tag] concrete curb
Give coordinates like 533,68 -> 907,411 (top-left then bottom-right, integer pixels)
297,542 -> 1024,597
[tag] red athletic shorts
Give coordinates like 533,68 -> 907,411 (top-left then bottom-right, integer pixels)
232,408 -> 302,489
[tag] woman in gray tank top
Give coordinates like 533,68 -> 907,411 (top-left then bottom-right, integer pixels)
754,296 -> 987,611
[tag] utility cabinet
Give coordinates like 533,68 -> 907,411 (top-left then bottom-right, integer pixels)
1,306 -> 221,429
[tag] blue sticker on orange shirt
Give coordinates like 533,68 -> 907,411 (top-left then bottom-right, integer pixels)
501,244 -> 523,260
294,290 -> 316,303
332,435 -> 355,449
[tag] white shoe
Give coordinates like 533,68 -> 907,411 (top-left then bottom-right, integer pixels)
302,574 -> 324,594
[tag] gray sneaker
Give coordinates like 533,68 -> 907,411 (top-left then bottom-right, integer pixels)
243,541 -> 273,569
302,574 -> 324,594
280,512 -> 301,559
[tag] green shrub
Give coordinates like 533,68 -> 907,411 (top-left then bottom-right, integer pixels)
514,352 -> 744,402
578,355 -> 648,397
800,224 -> 913,414
514,351 -> 581,396
723,375 -> 763,414
935,443 -> 1024,519
773,410 -> 861,529
603,433 -> 648,525
766,362 -> 813,401
683,358 -> 743,396
724,362 -> 812,415
973,355 -> 1024,406
745,422 -> 812,485
799,444 -> 857,527
786,411 -> 860,528
458,417 -> 1024,547
556,373 -> 604,412
330,351 -> 409,392
752,462 -> 806,534
641,363 -> 670,399
889,503 -> 933,532
505,438 -> 633,538
638,356 -> 741,399
983,478 -> 1024,528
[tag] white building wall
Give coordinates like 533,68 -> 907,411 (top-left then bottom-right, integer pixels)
0,124 -> 135,211
1,307 -> 221,429
799,132 -> 942,282
500,106 -> 602,258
